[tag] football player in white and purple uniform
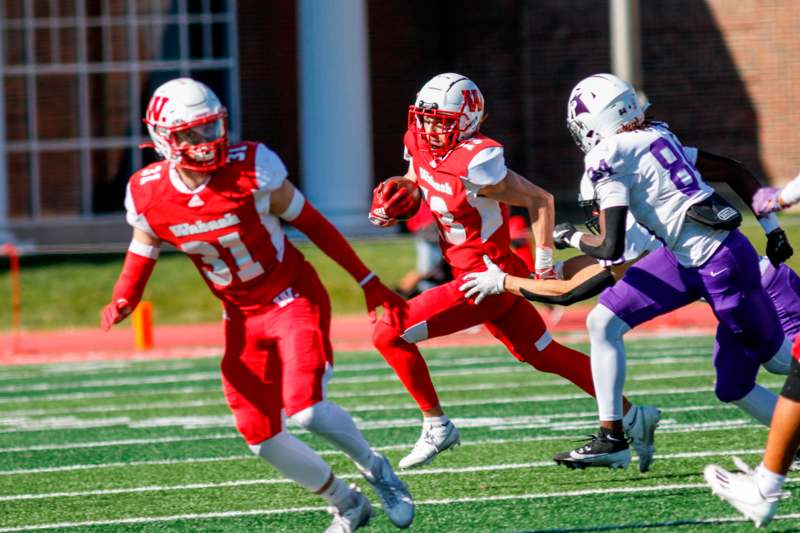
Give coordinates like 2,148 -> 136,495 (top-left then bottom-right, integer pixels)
461,183 -> 800,473
492,73 -> 794,476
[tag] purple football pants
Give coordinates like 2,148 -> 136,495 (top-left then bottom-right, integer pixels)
599,230 -> 785,402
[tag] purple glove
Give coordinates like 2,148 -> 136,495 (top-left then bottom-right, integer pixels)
752,187 -> 783,216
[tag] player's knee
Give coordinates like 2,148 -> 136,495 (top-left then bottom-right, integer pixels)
715,380 -> 754,403
372,319 -> 403,350
763,338 -> 792,375
290,401 -> 330,431
248,431 -> 293,459
522,333 -> 557,371
586,304 -> 625,342
247,431 -> 287,459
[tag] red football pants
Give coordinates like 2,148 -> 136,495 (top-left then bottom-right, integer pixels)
220,261 -> 333,444
373,276 -> 596,411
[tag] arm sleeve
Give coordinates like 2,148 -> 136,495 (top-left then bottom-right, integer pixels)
124,183 -> 157,237
465,146 -> 507,187
255,143 -> 289,193
577,205 -> 628,260
520,269 -> 615,305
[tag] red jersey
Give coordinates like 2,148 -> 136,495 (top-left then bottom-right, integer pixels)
403,130 -> 525,277
125,141 -> 304,314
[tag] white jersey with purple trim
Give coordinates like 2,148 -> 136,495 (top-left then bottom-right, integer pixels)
597,214 -> 661,268
582,122 -> 729,267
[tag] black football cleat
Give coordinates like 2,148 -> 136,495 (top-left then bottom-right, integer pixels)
554,431 -> 631,470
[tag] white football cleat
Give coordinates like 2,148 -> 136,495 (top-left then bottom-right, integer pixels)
704,458 -> 787,528
623,405 -> 661,473
359,453 -> 414,528
399,421 -> 460,469
325,485 -> 372,533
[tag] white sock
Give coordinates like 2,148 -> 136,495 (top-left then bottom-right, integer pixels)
319,475 -> 355,511
732,385 -> 778,426
756,463 -> 786,498
291,401 -> 376,471
587,304 -> 630,421
423,414 -> 450,428
249,431 -> 331,492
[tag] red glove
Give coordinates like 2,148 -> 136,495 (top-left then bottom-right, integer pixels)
362,275 -> 408,325
101,250 -> 157,331
101,298 -> 133,331
369,180 -> 418,227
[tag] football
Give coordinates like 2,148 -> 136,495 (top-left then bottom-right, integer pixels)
378,176 -> 422,220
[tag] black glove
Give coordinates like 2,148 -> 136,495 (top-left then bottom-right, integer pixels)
553,222 -> 578,250
767,228 -> 793,267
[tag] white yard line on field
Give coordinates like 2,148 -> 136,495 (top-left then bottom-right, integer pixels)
0,447 -> 770,502
0,342 -> 714,382
0,369 -> 719,418
2,486 -> 799,531
0,348 -> 712,393
0,418 -> 766,474
0,356 -> 711,408
1,379 -> 782,436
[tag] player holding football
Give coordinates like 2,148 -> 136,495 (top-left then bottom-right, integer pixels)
101,78 -> 413,533
368,72 -> 657,471
703,171 -> 800,527
534,73 -> 793,471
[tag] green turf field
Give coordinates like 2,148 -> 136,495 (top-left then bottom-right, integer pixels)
1,335 -> 799,531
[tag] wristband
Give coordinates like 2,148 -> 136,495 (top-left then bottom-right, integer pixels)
781,174 -> 800,206
758,213 -> 779,234
534,246 -> 553,271
358,272 -> 376,287
569,231 -> 585,249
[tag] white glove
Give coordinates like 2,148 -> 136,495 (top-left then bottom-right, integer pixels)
459,255 -> 508,304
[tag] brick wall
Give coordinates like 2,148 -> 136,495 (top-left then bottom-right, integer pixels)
703,0 -> 800,185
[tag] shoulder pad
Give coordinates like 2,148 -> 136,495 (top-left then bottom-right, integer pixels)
128,161 -> 169,213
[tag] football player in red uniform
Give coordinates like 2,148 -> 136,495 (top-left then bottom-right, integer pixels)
369,73 -> 616,469
102,78 -> 413,532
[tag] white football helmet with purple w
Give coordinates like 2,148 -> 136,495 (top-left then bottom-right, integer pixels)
566,73 -> 649,153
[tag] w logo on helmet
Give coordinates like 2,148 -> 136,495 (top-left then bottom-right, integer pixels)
462,89 -> 483,112
147,96 -> 170,123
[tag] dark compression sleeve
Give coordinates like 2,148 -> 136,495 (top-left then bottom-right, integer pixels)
577,206 -> 628,260
519,268 -> 615,306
